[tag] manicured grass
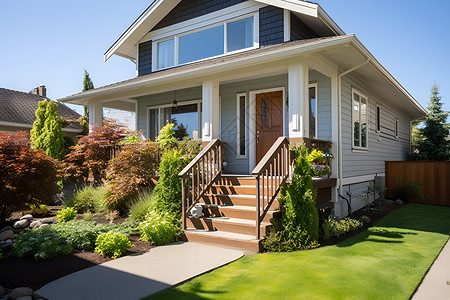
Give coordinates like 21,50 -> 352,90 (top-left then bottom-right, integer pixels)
146,204 -> 450,300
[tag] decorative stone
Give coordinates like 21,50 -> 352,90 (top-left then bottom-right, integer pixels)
29,221 -> 42,229
16,297 -> 33,300
9,287 -> 33,299
0,285 -> 4,297
0,226 -> 13,233
395,199 -> 403,205
0,230 -> 14,241
39,224 -> 49,229
5,239 -> 13,244
20,214 -> 33,221
14,219 -> 30,229
40,218 -> 55,224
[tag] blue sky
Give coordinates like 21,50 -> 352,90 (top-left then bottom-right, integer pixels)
1,0 -> 449,116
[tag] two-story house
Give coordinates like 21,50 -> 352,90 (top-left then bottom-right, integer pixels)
60,0 -> 426,251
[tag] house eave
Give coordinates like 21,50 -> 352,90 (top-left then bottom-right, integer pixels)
0,121 -> 82,133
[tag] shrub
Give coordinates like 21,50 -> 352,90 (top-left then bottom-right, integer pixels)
263,155 -> 319,252
0,131 -> 59,222
130,190 -> 154,222
321,215 -> 363,239
156,123 -> 178,151
67,185 -> 108,214
13,227 -> 72,260
24,203 -> 50,217
62,120 -> 127,184
106,142 -> 160,212
138,210 -> 181,246
56,207 -> 77,222
95,231 -> 133,259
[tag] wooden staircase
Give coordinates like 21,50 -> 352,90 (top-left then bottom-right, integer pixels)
184,175 -> 279,252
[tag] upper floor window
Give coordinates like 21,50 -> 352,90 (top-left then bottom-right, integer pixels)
352,89 -> 368,149
155,15 -> 256,70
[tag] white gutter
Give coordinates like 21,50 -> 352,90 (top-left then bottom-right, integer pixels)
0,121 -> 81,133
337,59 -> 370,192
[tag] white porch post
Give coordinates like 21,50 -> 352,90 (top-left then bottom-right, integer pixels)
89,102 -> 103,131
330,74 -> 340,209
288,62 -> 309,138
202,80 -> 220,142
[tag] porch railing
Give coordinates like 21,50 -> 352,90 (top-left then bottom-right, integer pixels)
252,136 -> 290,239
179,139 -> 223,230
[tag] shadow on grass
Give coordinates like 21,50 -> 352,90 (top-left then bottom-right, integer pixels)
337,204 -> 450,248
144,281 -> 225,299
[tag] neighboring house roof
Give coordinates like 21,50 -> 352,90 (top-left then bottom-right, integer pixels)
0,88 -> 82,132
61,35 -> 427,118
105,0 -> 345,61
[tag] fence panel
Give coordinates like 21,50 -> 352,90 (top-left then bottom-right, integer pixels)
385,161 -> 450,206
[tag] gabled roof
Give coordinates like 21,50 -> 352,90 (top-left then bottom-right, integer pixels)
105,0 -> 345,61
0,88 -> 82,132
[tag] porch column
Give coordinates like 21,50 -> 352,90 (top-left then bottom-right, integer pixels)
330,74 -> 339,205
202,80 -> 220,142
288,62 -> 309,139
89,102 -> 103,131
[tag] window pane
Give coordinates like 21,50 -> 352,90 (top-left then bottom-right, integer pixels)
157,39 -> 175,69
149,109 -> 159,141
309,86 -> 316,138
227,17 -> 254,52
353,96 -> 360,147
361,98 -> 367,148
239,96 -> 246,156
376,106 -> 381,132
171,104 -> 199,139
179,26 -> 224,64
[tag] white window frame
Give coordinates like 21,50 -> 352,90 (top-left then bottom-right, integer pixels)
395,118 -> 399,138
152,13 -> 259,71
309,83 -> 318,139
146,99 -> 202,140
375,104 -> 381,133
351,88 -> 369,151
236,93 -> 248,159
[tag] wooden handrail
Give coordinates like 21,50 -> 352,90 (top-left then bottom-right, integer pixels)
252,136 -> 290,239
179,139 -> 223,230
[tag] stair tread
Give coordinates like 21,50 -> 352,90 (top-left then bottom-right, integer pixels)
196,216 -> 271,226
184,229 -> 258,241
200,203 -> 278,213
205,194 -> 256,198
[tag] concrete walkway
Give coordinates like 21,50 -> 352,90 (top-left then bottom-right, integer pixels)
413,239 -> 450,300
35,242 -> 244,300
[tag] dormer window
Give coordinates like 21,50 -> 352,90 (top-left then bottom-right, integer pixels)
154,15 -> 256,71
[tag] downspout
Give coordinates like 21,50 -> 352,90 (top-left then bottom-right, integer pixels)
337,59 -> 370,194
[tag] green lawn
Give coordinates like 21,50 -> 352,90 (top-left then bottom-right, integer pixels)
146,204 -> 450,300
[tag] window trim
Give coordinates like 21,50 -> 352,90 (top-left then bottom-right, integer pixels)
146,99 -> 202,140
351,88 -> 369,151
236,93 -> 248,159
152,13 -> 259,72
375,104 -> 381,133
395,118 -> 399,139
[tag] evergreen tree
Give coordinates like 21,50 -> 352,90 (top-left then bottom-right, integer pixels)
30,100 -> 65,160
80,70 -> 95,134
416,84 -> 450,161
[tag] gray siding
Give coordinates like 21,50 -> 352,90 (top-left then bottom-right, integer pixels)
136,87 -> 202,137
290,12 -> 319,40
259,6 -> 284,47
153,0 -> 248,31
138,41 -> 152,76
220,74 -> 288,174
340,73 -> 411,178
310,70 -> 332,141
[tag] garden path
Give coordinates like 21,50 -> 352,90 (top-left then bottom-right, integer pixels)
35,241 -> 244,300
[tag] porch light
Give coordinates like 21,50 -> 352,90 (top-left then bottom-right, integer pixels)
173,91 -> 177,108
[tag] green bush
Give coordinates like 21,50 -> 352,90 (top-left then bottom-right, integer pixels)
56,207 -> 77,222
52,219 -> 136,251
13,228 -> 72,260
25,203 -> 49,217
138,210 -> 181,246
130,190 -> 154,222
95,231 -> 133,259
156,123 -> 178,151
67,185 -> 108,214
321,215 -> 363,239
263,155 -> 319,252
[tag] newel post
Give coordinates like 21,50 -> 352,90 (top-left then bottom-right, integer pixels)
255,175 -> 261,240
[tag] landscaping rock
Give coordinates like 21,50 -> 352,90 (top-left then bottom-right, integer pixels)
40,218 -> 55,224
20,214 -> 33,221
9,287 -> 33,299
13,219 -> 30,229
395,199 -> 403,205
0,230 -> 14,241
39,224 -> 49,229
0,226 -> 13,233
0,285 -> 4,297
29,221 -> 42,229
16,296 -> 32,300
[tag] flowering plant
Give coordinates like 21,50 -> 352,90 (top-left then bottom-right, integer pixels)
307,149 -> 334,177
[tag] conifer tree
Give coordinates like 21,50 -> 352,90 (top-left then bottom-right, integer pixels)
416,84 -> 450,161
30,100 -> 65,159
80,70 -> 95,134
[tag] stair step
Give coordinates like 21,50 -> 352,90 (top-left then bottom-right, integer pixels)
187,216 -> 270,236
201,194 -> 279,208
217,176 -> 256,186
200,204 -> 279,222
210,185 -> 257,196
184,229 -> 261,252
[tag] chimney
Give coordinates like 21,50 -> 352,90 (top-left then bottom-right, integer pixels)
33,85 -> 47,97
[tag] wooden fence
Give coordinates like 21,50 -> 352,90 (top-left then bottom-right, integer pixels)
385,161 -> 450,206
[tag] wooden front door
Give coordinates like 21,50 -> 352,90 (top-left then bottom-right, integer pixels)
256,91 -> 284,164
